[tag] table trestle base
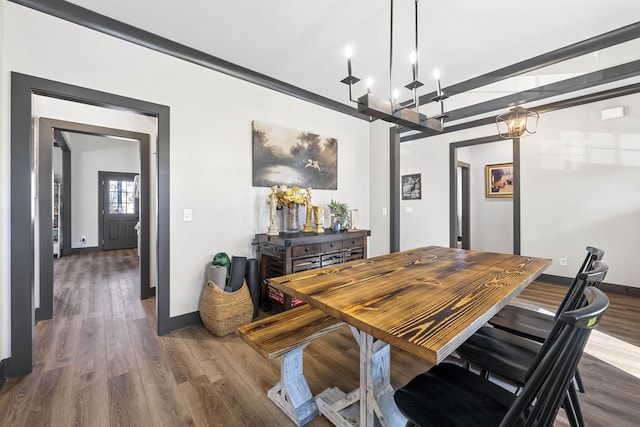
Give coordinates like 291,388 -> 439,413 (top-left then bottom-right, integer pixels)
267,344 -> 318,426
316,387 -> 361,427
316,327 -> 407,426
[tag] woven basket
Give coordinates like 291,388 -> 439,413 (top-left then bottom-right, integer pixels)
199,280 -> 253,336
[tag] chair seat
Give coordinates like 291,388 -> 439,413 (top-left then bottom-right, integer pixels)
394,363 -> 519,427
489,304 -> 555,342
455,326 -> 542,385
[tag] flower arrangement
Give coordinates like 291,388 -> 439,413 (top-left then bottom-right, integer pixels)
276,185 -> 307,209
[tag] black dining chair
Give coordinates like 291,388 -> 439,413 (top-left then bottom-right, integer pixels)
393,286 -> 609,427
454,262 -> 608,427
488,246 -> 604,342
487,246 -> 604,394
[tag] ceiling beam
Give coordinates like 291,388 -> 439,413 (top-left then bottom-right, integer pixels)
11,1 -> 640,129
416,21 -> 640,106
9,0 -> 367,120
400,82 -> 640,142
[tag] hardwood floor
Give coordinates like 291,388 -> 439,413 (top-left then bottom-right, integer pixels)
1,250 -> 638,426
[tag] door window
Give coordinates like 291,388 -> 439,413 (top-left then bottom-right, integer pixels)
108,179 -> 136,214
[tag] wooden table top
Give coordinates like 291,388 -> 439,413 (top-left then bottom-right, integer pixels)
268,246 -> 551,364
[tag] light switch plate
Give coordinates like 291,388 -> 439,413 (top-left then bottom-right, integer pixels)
184,209 -> 193,222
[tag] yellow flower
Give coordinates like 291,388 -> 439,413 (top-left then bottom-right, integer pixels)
274,184 -> 307,208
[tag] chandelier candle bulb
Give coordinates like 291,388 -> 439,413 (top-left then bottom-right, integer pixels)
410,51 -> 417,81
433,68 -> 442,96
345,45 -> 353,76
366,76 -> 373,93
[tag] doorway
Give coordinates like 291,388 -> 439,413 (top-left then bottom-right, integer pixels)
10,73 -> 171,377
448,137 -> 519,253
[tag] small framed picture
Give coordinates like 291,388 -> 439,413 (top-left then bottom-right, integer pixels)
485,163 -> 513,198
402,173 -> 422,200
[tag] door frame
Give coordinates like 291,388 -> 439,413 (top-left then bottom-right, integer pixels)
456,161 -> 471,250
10,72 -> 171,377
448,136 -> 520,254
99,171 -> 142,252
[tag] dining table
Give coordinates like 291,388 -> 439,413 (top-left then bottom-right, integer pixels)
268,245 -> 552,427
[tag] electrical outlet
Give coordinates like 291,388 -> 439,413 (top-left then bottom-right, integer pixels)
81,235 -> 86,243
559,256 -> 567,266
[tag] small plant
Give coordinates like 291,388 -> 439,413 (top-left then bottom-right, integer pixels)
328,199 -> 350,231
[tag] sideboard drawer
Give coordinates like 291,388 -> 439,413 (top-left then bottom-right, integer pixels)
293,255 -> 321,272
343,237 -> 364,249
292,244 -> 322,257
321,241 -> 343,252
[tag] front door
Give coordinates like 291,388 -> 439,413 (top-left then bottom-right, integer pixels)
101,172 -> 138,251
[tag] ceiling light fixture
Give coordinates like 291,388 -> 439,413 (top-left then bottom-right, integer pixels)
341,0 -> 445,133
496,107 -> 540,139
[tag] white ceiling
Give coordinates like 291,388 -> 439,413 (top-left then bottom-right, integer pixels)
66,0 -> 640,109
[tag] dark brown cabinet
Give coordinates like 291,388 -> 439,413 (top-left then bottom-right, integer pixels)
254,229 -> 370,310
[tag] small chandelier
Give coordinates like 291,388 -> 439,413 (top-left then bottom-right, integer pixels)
496,107 -> 539,139
340,0 -> 445,133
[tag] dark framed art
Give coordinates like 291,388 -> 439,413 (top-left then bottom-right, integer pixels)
402,173 -> 421,200
252,120 -> 338,190
485,163 -> 513,198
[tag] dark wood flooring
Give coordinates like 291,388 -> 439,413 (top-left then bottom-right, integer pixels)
0,249 -> 638,426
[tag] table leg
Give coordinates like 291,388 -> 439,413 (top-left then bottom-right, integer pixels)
268,344 -> 319,426
315,327 -> 406,427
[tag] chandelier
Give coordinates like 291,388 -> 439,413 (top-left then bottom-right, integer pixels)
496,107 -> 539,139
340,0 -> 446,133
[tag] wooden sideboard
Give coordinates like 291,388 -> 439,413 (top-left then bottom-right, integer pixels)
254,229 -> 371,310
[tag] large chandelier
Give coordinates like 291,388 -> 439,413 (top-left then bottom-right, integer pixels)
341,0 -> 446,133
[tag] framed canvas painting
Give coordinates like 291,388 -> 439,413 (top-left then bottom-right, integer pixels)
252,120 -> 338,190
485,163 -> 513,198
401,173 -> 421,200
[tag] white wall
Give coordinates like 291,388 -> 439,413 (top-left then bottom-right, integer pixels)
368,120 -> 392,257
1,3 -> 369,358
399,136 -> 451,251
65,133 -> 140,248
522,93 -> 640,287
467,140 -> 513,253
386,97 -> 640,288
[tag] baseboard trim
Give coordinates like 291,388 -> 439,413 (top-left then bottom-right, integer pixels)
70,246 -> 102,254
538,273 -> 640,297
159,311 -> 202,336
35,307 -> 47,322
0,358 -> 8,391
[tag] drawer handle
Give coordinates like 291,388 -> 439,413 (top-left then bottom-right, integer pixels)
329,244 -> 334,247
305,248 -> 310,252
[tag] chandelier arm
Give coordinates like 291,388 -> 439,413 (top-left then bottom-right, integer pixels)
339,0 -> 444,133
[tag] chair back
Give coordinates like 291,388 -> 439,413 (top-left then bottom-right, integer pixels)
558,260 -> 608,316
554,246 -> 604,318
525,261 -> 607,381
500,287 -> 609,427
